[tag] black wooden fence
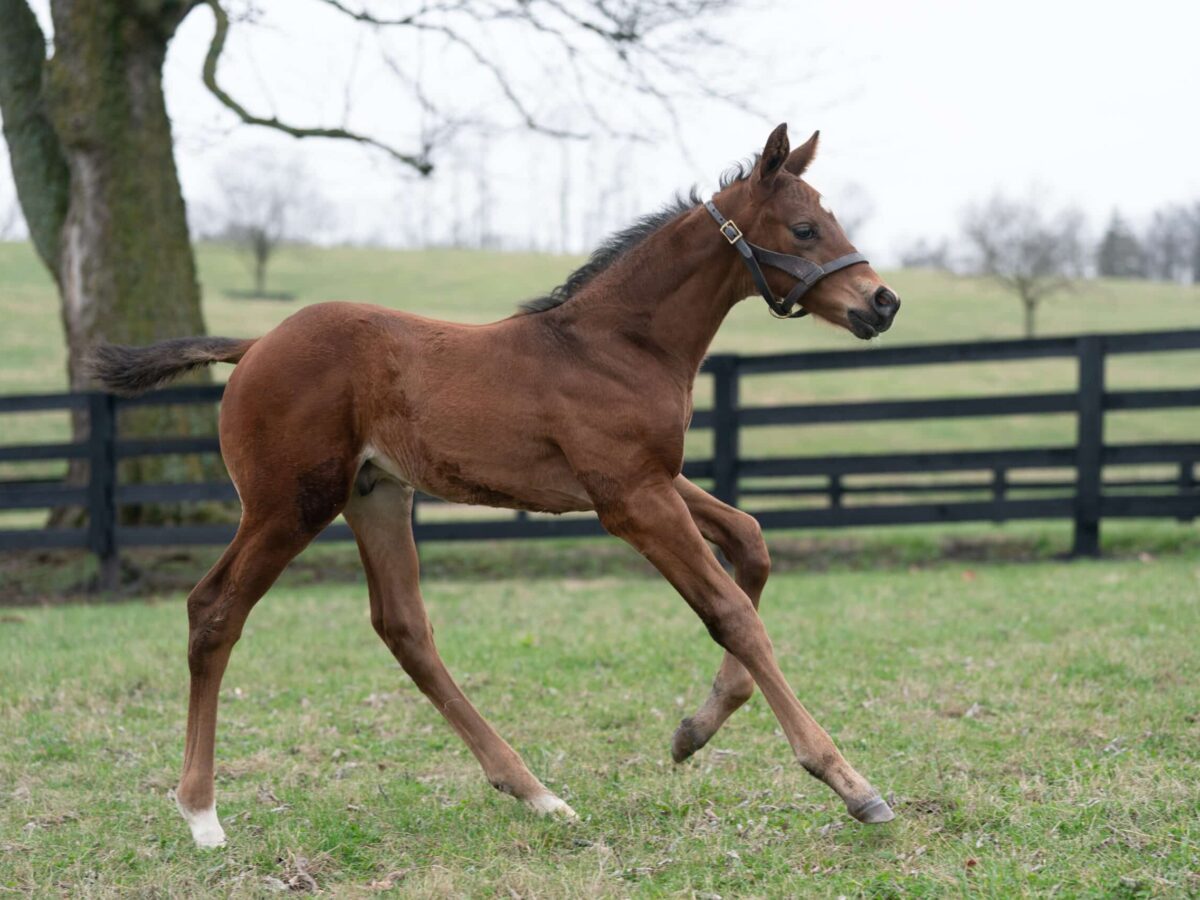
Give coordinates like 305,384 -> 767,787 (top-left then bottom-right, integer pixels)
2,328 -> 1198,588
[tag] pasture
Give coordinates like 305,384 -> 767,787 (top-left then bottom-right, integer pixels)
2,555 -> 1199,897
1,239 -> 1199,895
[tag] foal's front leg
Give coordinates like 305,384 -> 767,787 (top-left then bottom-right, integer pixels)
671,475 -> 769,762
595,478 -> 894,824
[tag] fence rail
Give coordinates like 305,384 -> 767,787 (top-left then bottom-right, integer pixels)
2,328 -> 1198,587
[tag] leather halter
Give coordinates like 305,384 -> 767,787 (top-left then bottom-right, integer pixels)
705,199 -> 869,319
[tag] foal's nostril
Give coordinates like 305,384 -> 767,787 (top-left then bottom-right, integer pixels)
872,287 -> 900,318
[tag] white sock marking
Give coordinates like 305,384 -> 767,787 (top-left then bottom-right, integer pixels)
174,793 -> 226,849
527,792 -> 577,819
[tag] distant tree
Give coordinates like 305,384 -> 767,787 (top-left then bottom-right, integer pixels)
1096,211 -> 1147,278
1189,203 -> 1200,285
210,153 -> 327,296
897,237 -> 951,271
961,193 -> 1086,338
1144,203 -> 1198,283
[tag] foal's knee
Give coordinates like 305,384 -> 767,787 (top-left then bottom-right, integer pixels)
698,598 -> 772,659
186,585 -> 243,676
371,604 -> 434,666
715,667 -> 756,706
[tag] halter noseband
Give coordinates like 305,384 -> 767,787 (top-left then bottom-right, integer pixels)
704,199 -> 869,319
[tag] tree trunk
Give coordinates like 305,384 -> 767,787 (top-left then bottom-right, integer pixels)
1022,297 -> 1036,339
253,240 -> 267,295
0,0 -> 70,269
2,0 -> 224,526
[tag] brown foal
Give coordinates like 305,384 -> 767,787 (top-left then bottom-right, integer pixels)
92,124 -> 902,848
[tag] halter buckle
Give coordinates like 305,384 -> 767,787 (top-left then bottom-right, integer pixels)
719,220 -> 743,244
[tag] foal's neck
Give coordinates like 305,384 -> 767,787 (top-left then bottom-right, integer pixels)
557,204 -> 744,379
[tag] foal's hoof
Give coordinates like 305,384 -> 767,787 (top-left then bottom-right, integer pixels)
670,717 -> 709,764
527,792 -> 577,820
848,795 -> 895,825
172,792 -> 228,848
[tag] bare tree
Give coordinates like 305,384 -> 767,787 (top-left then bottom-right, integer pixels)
896,237 -> 951,271
210,152 -> 327,296
1191,203 -> 1200,285
961,193 -> 1086,338
1144,206 -> 1188,282
1095,210 -> 1146,279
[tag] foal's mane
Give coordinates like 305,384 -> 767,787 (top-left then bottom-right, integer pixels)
516,158 -> 757,316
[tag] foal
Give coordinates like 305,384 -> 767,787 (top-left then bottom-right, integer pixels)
93,124 -> 902,848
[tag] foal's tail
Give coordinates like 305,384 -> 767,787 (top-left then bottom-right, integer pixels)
88,336 -> 258,396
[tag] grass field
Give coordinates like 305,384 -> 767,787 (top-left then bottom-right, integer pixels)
1,242 -> 1199,896
1,554 -> 1198,896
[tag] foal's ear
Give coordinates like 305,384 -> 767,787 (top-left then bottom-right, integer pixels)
784,130 -> 820,176
754,123 -> 790,188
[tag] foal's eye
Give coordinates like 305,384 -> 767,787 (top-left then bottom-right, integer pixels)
792,224 -> 818,241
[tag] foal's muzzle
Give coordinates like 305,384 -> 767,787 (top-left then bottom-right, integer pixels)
847,287 -> 901,339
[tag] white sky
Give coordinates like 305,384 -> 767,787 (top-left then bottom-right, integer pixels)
5,0 -> 1200,263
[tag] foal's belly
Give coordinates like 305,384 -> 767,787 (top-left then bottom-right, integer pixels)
365,425 -> 594,515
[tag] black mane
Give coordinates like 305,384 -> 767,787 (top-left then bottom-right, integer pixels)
516,157 -> 757,316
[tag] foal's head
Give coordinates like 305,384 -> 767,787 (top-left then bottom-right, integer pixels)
717,123 -> 900,339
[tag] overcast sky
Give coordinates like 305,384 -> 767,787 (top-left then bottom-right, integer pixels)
5,0 -> 1199,263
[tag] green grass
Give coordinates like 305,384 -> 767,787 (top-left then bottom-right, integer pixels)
2,554 -> 1198,896
2,241 -> 1199,895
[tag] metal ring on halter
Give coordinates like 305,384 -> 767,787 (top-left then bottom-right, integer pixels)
704,199 -> 868,318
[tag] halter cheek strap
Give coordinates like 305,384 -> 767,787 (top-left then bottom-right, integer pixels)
704,199 -> 869,319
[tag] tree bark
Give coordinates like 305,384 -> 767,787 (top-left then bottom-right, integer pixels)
0,0 -> 70,269
2,0 -> 222,525
1022,296 -> 1036,339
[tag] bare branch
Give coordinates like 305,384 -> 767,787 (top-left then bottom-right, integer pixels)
408,21 -> 588,139
311,0 -> 459,27
314,0 -> 591,139
201,0 -> 434,174
312,0 -> 744,147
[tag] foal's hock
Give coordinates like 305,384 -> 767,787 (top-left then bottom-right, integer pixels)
92,123 -> 902,848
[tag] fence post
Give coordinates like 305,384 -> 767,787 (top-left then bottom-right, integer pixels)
711,355 -> 740,507
829,474 -> 843,509
87,392 -> 119,590
991,468 -> 1007,523
1180,462 -> 1196,524
1072,336 -> 1104,557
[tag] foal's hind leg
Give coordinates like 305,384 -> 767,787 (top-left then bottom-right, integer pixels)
175,518 -> 316,847
671,476 -> 769,762
344,478 -> 575,818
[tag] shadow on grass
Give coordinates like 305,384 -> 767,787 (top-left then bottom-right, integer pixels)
2,519 -> 1197,608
